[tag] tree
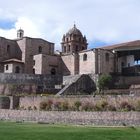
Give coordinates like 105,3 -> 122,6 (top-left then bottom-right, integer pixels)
97,74 -> 112,94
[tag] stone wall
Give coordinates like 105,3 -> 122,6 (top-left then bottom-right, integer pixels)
97,49 -> 115,74
79,50 -> 96,74
114,76 -> 140,87
0,73 -> 62,95
61,54 -> 75,75
0,109 -> 140,126
19,95 -> 140,110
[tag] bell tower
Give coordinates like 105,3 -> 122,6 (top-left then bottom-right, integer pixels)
61,24 -> 88,54
17,28 -> 24,39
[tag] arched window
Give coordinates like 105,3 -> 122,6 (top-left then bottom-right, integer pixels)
66,38 -> 68,42
68,45 -> 71,52
83,53 -> 87,61
105,53 -> 109,61
51,68 -> 56,75
33,68 -> 35,74
38,46 -> 42,53
15,66 -> 20,73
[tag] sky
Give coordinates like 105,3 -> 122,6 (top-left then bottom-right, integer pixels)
0,0 -> 140,50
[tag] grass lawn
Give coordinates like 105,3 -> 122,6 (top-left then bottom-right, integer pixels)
0,121 -> 139,140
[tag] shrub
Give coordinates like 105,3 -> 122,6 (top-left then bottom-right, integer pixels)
60,101 -> 69,111
81,102 -> 93,111
53,101 -> 62,111
119,101 -> 135,111
94,100 -> 109,111
27,106 -> 32,110
39,101 -> 47,110
46,99 -> 53,111
107,104 -> 117,111
33,106 -> 37,110
97,74 -> 112,94
74,100 -> 82,111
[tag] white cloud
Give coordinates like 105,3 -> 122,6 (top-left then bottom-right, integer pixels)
0,0 -> 140,49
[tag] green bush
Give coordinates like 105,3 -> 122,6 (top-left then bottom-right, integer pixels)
74,100 -> 82,111
97,74 -> 112,94
39,101 -> 48,110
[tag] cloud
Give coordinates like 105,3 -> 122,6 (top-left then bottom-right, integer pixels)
0,0 -> 140,49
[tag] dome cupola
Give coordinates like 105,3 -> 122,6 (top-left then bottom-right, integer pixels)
66,24 -> 82,36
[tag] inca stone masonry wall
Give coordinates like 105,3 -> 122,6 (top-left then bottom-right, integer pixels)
0,109 -> 140,126
0,73 -> 62,95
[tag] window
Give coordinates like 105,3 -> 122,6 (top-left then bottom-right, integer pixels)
79,38 -> 81,42
105,53 -> 109,62
15,66 -> 20,73
68,45 -> 70,52
6,65 -> 8,70
63,46 -> 66,53
66,38 -> 68,42
76,45 -> 78,51
83,53 -> 87,61
7,45 -> 10,53
38,46 -> 42,53
82,46 -> 85,50
51,68 -> 56,75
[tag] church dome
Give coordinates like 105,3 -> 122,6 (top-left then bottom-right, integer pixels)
66,24 -> 82,36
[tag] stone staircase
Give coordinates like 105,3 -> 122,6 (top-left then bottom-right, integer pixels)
63,75 -> 81,85
56,75 -> 82,96
56,74 -> 96,96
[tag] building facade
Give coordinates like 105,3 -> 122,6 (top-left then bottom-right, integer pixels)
0,25 -> 139,77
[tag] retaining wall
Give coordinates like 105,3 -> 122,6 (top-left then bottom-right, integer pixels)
19,95 -> 140,109
0,73 -> 62,95
0,110 -> 140,126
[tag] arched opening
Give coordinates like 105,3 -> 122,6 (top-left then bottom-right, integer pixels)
33,68 -> 35,74
66,38 -> 68,42
38,46 -> 42,53
51,68 -> 56,75
83,53 -> 87,61
6,65 -> 8,70
68,45 -> 71,52
15,66 -> 20,73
